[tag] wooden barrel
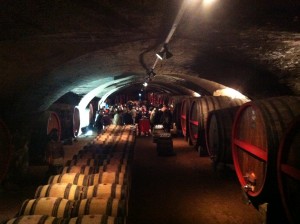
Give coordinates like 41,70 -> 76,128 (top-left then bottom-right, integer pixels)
4,215 -> 64,224
62,166 -> 95,175
232,96 -> 300,205
72,198 -> 125,217
277,115 -> 300,224
89,172 -> 126,185
169,96 -> 190,132
73,107 -> 80,137
82,183 -> 127,199
18,197 -> 74,218
105,153 -> 130,166
49,103 -> 80,140
29,111 -> 61,165
206,106 -> 240,167
74,152 -> 106,160
180,97 -> 197,140
48,173 -> 89,186
0,119 -> 12,182
66,158 -> 100,167
189,96 -> 247,153
172,101 -> 182,133
34,183 -> 83,200
68,215 -> 123,224
96,164 -> 128,173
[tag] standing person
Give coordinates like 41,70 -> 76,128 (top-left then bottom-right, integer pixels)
149,107 -> 156,130
131,107 -> 137,125
160,106 -> 173,132
45,129 -> 64,176
113,110 -> 122,125
154,105 -> 163,125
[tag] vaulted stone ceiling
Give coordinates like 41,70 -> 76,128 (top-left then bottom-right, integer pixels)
1,0 -> 299,124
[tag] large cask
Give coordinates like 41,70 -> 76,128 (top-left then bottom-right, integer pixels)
29,111 -> 61,165
168,95 -> 189,132
277,115 -> 300,224
189,96 -> 247,153
232,96 -> 300,206
206,106 -> 240,167
180,97 -> 197,141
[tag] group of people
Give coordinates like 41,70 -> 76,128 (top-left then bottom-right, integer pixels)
34,102 -> 174,178
93,102 -> 174,134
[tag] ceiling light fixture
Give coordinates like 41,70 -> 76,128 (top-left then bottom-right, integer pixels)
156,44 -> 173,60
147,69 -> 156,78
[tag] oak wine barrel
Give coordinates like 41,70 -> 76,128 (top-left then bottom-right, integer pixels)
96,164 -> 129,173
232,96 -> 300,206
66,158 -> 100,167
205,106 -> 240,167
277,115 -> 300,224
4,215 -> 64,224
89,172 -> 126,185
29,111 -> 62,165
61,165 -> 95,175
82,183 -> 128,200
68,215 -> 123,224
48,173 -> 89,186
189,96 -> 247,154
105,154 -> 129,166
34,183 -> 83,200
72,198 -> 125,217
0,119 -> 12,182
18,197 -> 74,218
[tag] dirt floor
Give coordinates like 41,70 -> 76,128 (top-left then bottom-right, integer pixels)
0,130 -> 264,224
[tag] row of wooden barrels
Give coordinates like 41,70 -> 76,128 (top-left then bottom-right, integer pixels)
3,124 -> 135,224
169,95 -> 300,224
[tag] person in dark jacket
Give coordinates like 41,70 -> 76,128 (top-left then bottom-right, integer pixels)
160,107 -> 173,132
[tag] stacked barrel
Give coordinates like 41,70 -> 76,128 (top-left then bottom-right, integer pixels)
4,124 -> 134,224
